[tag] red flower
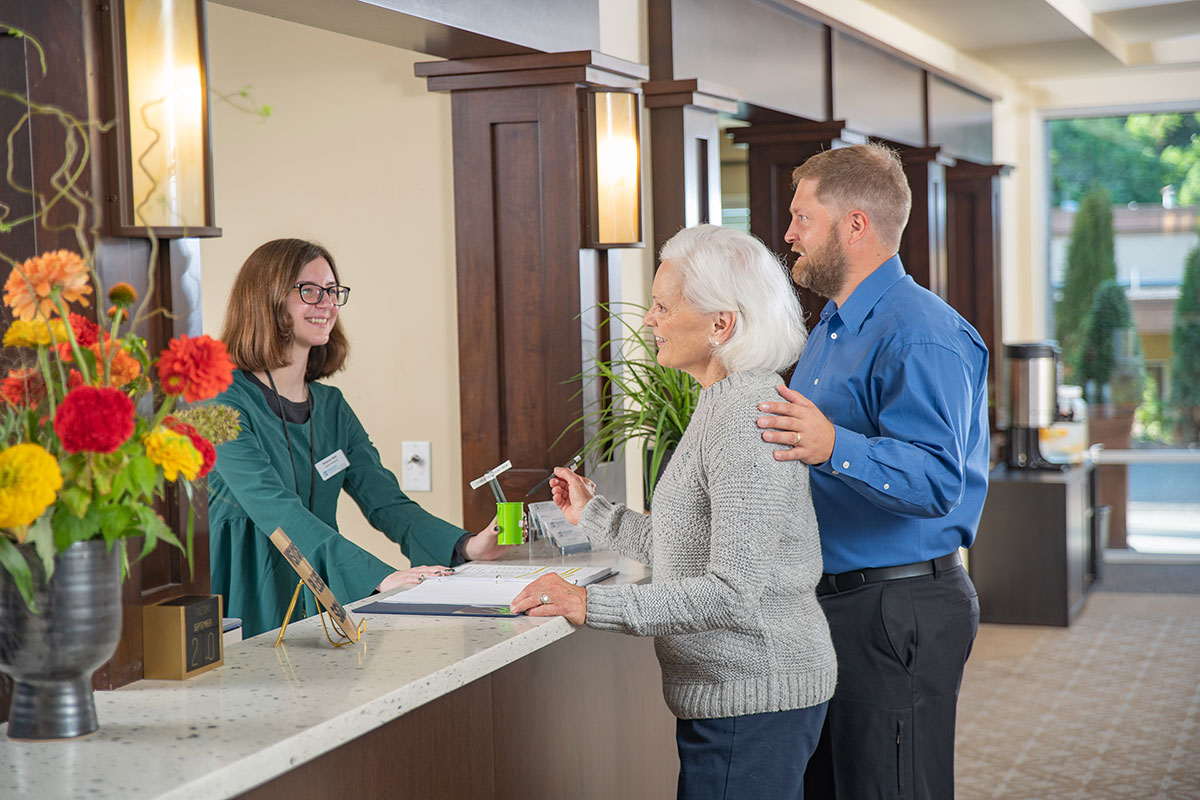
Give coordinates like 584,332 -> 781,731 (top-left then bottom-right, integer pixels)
53,386 -> 135,453
68,312 -> 100,347
67,369 -> 84,390
1,368 -> 46,407
156,335 -> 235,403
164,416 -> 216,478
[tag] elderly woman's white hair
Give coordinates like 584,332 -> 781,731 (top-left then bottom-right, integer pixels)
660,224 -> 806,373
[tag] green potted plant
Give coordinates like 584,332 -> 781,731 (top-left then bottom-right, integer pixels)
558,302 -> 699,506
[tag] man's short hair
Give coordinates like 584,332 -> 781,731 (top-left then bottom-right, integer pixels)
791,143 -> 912,252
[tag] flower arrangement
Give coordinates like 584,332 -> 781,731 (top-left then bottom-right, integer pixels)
0,249 -> 240,609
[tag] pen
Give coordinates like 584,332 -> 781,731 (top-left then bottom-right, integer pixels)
525,453 -> 583,497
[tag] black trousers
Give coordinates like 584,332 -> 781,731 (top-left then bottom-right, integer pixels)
677,703 -> 828,800
803,563 -> 979,799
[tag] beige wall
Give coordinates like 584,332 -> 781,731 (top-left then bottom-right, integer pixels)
200,4 -> 461,569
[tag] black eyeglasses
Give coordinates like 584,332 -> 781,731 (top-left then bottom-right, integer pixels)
294,282 -> 350,306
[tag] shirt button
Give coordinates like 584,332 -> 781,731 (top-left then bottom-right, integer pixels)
832,470 -> 839,475
830,332 -> 838,340
813,378 -> 819,386
883,483 -> 890,490
842,461 -> 850,469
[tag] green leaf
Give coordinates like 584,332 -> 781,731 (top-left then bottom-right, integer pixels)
0,538 -> 37,612
26,514 -> 57,584
93,468 -> 112,496
61,485 -> 91,518
52,505 -> 100,549
109,469 -> 130,502
129,455 -> 156,498
98,504 -> 134,543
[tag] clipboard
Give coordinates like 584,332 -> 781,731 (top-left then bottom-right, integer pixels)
356,563 -> 615,618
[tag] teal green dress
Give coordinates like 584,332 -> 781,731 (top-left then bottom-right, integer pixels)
208,371 -> 466,638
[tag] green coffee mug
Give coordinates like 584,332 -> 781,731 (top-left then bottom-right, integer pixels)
496,501 -> 524,546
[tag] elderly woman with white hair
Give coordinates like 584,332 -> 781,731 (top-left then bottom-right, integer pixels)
511,224 -> 836,799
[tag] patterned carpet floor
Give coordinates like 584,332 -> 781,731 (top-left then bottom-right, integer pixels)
956,592 -> 1200,799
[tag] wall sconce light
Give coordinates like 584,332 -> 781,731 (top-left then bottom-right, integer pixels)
100,0 -> 219,238
583,89 -> 643,249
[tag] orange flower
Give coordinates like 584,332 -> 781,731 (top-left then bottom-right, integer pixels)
91,338 -> 141,388
157,335 -> 235,403
3,250 -> 92,321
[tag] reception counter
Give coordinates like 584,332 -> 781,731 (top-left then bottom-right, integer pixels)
0,544 -> 678,799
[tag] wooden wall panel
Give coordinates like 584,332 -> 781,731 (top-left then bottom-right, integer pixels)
449,85 -> 585,531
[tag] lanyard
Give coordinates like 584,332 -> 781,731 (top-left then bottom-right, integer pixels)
264,370 -> 316,513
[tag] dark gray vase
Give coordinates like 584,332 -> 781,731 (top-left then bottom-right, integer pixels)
0,539 -> 123,740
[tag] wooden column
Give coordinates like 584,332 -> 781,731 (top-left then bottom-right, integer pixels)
893,145 -> 950,301
731,119 -> 853,327
415,52 -> 647,531
947,159 -> 1007,432
642,79 -> 737,260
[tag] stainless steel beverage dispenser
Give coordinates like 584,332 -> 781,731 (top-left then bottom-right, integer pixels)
1006,342 -> 1060,469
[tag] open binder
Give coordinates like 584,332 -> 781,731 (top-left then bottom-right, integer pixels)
356,562 -> 616,617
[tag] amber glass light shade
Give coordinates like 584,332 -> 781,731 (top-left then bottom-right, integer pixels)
102,0 -> 219,238
584,90 -> 643,248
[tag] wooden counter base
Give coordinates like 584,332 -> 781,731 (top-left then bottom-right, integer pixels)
237,626 -> 678,799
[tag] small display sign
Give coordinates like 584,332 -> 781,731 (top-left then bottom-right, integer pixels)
144,594 -> 224,680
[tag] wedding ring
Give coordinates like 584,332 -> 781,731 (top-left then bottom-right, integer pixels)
793,431 -> 802,446
539,593 -> 551,605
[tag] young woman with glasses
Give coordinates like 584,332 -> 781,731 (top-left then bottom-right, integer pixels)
209,238 -> 509,639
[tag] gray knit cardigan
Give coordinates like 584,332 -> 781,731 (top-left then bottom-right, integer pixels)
583,369 -> 837,720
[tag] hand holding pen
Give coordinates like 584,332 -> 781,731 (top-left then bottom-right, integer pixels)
548,466 -> 595,526
525,453 -> 583,497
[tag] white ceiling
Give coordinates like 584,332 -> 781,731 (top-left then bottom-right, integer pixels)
860,0 -> 1200,79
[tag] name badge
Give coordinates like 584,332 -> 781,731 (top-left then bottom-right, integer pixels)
315,449 -> 350,481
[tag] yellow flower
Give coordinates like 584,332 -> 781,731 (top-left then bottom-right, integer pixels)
0,443 -> 63,533
143,427 -> 202,482
3,318 -> 69,348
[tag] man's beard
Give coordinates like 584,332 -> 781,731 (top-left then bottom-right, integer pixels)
790,231 -> 849,299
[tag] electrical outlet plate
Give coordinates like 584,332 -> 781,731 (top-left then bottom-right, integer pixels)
401,441 -> 432,492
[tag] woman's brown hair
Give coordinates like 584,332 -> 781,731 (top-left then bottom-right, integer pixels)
220,239 -> 349,381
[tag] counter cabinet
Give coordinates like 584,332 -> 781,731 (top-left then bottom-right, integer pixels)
0,548 -> 678,800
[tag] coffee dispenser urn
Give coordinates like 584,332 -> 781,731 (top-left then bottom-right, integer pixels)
1006,342 -> 1060,469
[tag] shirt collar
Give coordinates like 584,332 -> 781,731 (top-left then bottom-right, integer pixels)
822,254 -> 906,334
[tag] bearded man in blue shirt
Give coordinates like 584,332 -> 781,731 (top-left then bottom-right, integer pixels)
757,142 -> 988,799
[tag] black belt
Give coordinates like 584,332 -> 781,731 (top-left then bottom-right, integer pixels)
816,552 -> 962,596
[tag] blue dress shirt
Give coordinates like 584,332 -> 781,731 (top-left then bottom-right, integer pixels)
788,256 -> 990,574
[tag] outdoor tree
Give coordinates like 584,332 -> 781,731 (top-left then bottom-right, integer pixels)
1169,241 -> 1200,443
1050,112 -> 1200,207
1075,280 -> 1145,406
1057,183 -> 1117,377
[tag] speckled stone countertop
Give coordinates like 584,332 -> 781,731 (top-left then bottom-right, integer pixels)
0,542 -> 648,800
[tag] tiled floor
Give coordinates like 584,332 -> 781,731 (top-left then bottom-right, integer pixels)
956,592 -> 1200,799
